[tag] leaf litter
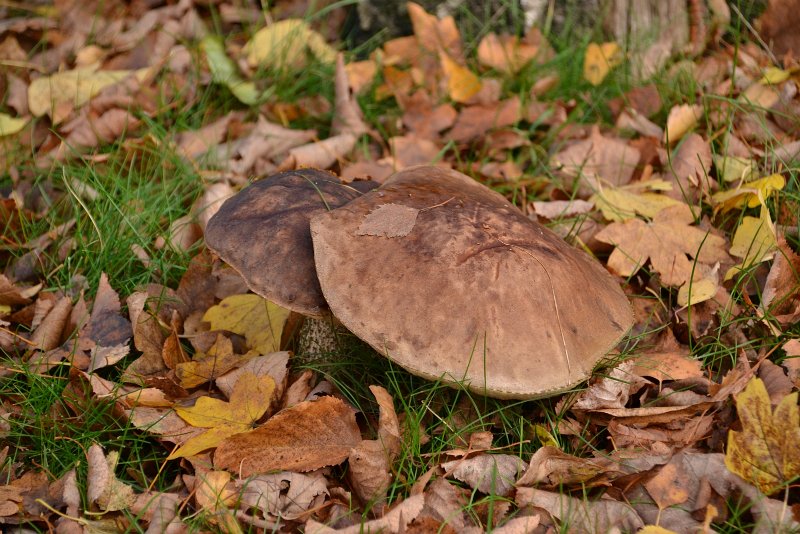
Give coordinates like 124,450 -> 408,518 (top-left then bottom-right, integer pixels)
0,0 -> 798,532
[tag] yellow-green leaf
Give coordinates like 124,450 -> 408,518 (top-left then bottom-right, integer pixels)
712,174 -> 785,212
202,294 -> 289,354
725,377 -> 800,495
0,113 -> 27,136
175,334 -> 243,389
638,527 -> 679,534
713,155 -> 757,183
27,66 -> 148,118
677,276 -> 718,307
201,36 -> 260,105
725,205 -> 777,280
170,372 -> 276,459
758,66 -> 793,85
243,19 -> 336,70
583,42 -> 621,86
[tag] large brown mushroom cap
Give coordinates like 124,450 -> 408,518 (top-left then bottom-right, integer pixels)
310,166 -> 633,399
205,169 -> 377,317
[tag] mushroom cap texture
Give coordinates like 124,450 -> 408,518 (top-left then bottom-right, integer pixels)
205,169 -> 378,317
310,166 -> 633,399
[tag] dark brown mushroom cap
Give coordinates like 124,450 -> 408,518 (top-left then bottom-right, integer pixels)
309,166 -> 633,399
205,169 -> 378,317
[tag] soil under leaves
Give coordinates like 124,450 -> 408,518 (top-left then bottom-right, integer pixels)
1,1 -> 799,532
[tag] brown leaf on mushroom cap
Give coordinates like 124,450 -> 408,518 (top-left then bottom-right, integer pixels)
310,166 -> 633,399
205,169 -> 378,316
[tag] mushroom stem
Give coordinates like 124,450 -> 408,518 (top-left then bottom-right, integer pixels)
297,316 -> 341,359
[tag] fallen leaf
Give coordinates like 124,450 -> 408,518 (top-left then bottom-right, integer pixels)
726,205 -> 777,279
346,59 -> 377,94
448,97 -> 521,143
202,36 -> 259,105
202,294 -> 289,355
631,330 -> 703,382
761,238 -> 800,326
726,377 -> 800,495
573,360 -> 642,410
591,181 -> 680,222
677,264 -> 720,307
477,32 -> 538,74
214,396 -> 361,476
237,471 -> 328,521
305,494 -> 424,534
195,470 -> 240,532
216,351 -> 289,400
583,42 -> 622,86
356,203 -> 420,238
664,133 -> 714,201
595,203 -> 729,286
551,127 -> 640,196
243,19 -> 336,70
663,104 -> 703,144
0,113 -> 27,136
175,334 -> 241,389
87,444 -> 136,512
407,2 -> 462,58
713,154 -> 757,183
516,446 -> 614,489
280,133 -> 358,171
711,173 -> 785,212
439,52 -> 481,103
170,372 -> 276,458
516,487 -> 644,532
442,454 -> 524,496
28,66 -> 148,120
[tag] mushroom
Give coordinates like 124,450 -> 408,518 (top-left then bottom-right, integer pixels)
207,166 -> 633,399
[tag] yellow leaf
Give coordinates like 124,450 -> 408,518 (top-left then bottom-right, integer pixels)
758,66 -> 794,85
583,42 -> 621,86
476,32 -> 538,75
170,372 -> 276,459
27,66 -> 148,119
663,104 -> 703,144
677,276 -> 718,307
592,186 -> 680,222
201,36 -> 260,105
439,52 -> 481,103
202,294 -> 289,354
175,334 -> 243,389
638,527 -> 679,534
0,113 -> 27,136
712,155 -> 757,183
712,174 -> 785,212
725,377 -> 800,495
725,205 -> 777,279
243,19 -> 336,70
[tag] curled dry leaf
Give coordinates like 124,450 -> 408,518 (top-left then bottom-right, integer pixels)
448,97 -> 521,143
214,395 -> 361,476
573,360 -> 643,410
477,32 -> 538,75
761,238 -> 800,326
87,444 -> 136,512
516,446 -> 616,489
305,493 -> 424,534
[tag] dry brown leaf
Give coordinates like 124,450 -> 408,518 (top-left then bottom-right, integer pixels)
401,90 -> 457,139
418,478 -> 470,530
345,59 -> 377,94
356,204 -> 420,238
389,135 -> 441,168
216,351 -> 289,400
237,471 -> 328,521
29,296 -> 72,351
595,203 -> 729,286
176,112 -> 242,159
664,133 -> 715,201
516,487 -> 644,533
348,439 -> 393,505
195,470 -> 240,532
758,0 -> 800,57
280,133 -> 357,171
442,454 -> 524,496
551,127 -> 640,196
757,360 -> 793,406
726,377 -> 800,495
573,360 -> 643,410
305,494 -> 424,534
192,182 -> 235,233
631,329 -> 703,382
214,395 -> 361,476
87,273 -> 132,372
0,275 -> 34,307
761,238 -> 800,326
477,33 -> 538,75
175,334 -> 240,389
333,53 -> 368,137
123,292 -> 168,379
87,444 -> 137,512
407,2 -> 462,59
448,97 -> 521,143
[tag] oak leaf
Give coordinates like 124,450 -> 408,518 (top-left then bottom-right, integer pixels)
202,294 -> 289,355
594,203 -> 729,286
725,377 -> 800,495
169,372 -> 276,459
